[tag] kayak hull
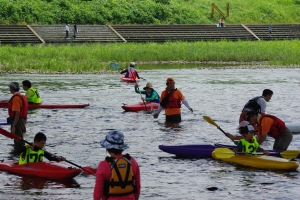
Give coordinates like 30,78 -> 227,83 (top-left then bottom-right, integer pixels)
0,160 -> 82,179
122,102 -> 159,112
0,120 -> 8,126
159,143 -> 300,158
212,151 -> 299,171
120,75 -> 138,82
0,100 -> 89,109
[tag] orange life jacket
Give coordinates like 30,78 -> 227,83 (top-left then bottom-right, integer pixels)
104,154 -> 136,197
259,114 -> 286,138
8,93 -> 28,118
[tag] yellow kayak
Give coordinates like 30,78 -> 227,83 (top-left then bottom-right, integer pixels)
212,148 -> 299,171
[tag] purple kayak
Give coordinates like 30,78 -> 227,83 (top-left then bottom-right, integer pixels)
158,143 -> 300,158
0,120 -> 8,126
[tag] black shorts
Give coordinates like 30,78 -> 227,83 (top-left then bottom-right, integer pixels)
166,114 -> 181,123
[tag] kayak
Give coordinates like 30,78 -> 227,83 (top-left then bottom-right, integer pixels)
0,160 -> 82,179
158,143 -> 300,158
212,149 -> 299,171
0,100 -> 89,109
122,102 -> 159,112
0,120 -> 8,126
286,122 -> 300,134
120,75 -> 138,82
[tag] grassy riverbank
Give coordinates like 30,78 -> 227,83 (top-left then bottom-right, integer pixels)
1,0 -> 300,24
0,40 -> 299,73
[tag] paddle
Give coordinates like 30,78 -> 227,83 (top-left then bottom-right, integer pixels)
214,148 -> 299,159
203,116 -> 236,143
129,70 -> 148,111
0,127 -> 96,175
110,62 -> 122,70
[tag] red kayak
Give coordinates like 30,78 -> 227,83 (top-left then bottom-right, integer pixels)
0,100 -> 89,109
120,75 -> 138,82
0,160 -> 82,179
122,102 -> 159,112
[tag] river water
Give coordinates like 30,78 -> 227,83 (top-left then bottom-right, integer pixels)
0,67 -> 299,200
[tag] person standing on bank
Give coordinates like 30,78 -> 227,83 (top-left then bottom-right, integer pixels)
153,78 -> 193,123
247,111 -> 292,150
65,24 -> 70,39
93,130 -> 141,200
22,80 -> 41,104
73,23 -> 78,39
7,82 -> 28,149
239,89 -> 273,122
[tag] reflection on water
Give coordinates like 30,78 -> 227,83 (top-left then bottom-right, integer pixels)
0,68 -> 299,199
20,176 -> 80,190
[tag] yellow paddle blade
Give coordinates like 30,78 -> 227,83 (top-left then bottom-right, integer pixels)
203,116 -> 220,128
280,150 -> 299,159
213,148 -> 235,159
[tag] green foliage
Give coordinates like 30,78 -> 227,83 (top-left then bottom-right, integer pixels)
0,0 -> 300,24
0,40 -> 299,73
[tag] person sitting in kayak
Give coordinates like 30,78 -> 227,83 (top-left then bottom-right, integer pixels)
234,124 -> 269,155
225,121 -> 250,141
16,132 -> 66,165
134,82 -> 160,103
22,80 -> 41,104
120,62 -> 140,79
247,111 -> 293,150
94,130 -> 141,200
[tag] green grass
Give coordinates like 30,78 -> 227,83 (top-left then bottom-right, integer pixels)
0,40 -> 299,73
0,0 -> 300,24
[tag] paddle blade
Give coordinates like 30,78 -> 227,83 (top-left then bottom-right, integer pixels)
203,116 -> 220,128
213,148 -> 235,159
0,127 -> 22,140
110,62 -> 121,70
279,150 -> 299,159
81,166 -> 97,175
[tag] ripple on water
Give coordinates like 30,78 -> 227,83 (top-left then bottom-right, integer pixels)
0,68 -> 299,199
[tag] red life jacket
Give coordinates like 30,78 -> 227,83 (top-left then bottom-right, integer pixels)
166,90 -> 181,108
259,114 -> 285,138
8,93 -> 28,118
128,68 -> 137,80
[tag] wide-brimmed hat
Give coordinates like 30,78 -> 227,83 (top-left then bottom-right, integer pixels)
143,82 -> 153,90
130,62 -> 136,67
100,130 -> 129,150
236,121 -> 249,130
8,82 -> 20,90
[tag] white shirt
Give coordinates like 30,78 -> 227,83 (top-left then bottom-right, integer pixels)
243,96 -> 267,113
66,25 -> 69,32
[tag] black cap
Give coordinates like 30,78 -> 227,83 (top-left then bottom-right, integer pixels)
246,111 -> 258,121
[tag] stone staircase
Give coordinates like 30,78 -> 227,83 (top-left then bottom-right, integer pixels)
0,25 -> 42,45
30,25 -> 123,43
111,24 -> 255,42
0,24 -> 299,45
245,24 -> 300,41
